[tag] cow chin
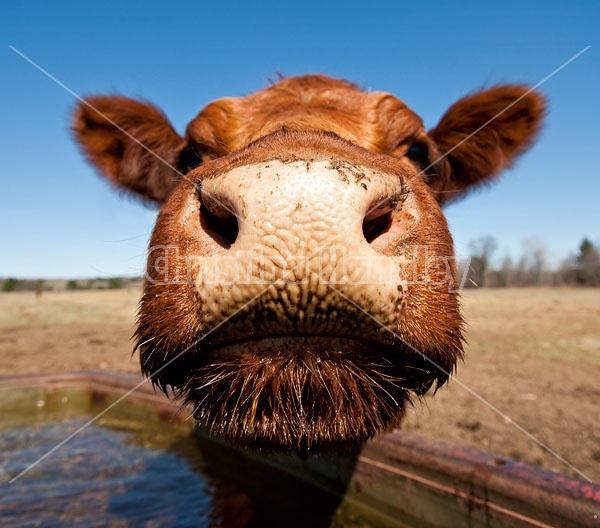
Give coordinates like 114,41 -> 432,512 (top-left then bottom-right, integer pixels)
140,335 -> 451,455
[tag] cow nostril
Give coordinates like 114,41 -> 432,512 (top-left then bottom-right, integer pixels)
362,209 -> 393,243
199,201 -> 239,249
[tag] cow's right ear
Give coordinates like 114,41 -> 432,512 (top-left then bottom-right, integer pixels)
72,96 -> 199,204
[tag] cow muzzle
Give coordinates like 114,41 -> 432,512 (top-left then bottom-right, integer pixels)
137,129 -> 463,454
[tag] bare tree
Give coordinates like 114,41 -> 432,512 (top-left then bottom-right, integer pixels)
518,237 -> 548,285
467,235 -> 497,287
498,255 -> 514,287
529,238 -> 547,285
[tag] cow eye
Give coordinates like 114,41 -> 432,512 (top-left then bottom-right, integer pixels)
179,144 -> 204,173
405,141 -> 429,167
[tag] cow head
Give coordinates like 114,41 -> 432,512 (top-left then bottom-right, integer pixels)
73,75 -> 545,454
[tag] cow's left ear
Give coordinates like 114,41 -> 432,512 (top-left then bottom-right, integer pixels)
427,85 -> 546,204
72,96 -> 201,205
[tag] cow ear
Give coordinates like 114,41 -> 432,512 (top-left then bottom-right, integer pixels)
427,85 -> 546,204
72,96 -> 193,204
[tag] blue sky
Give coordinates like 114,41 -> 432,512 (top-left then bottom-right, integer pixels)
1,0 -> 598,278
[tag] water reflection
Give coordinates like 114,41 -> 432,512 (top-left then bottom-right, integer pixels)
1,416 -> 358,527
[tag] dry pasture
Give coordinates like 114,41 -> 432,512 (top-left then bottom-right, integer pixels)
0,287 -> 598,482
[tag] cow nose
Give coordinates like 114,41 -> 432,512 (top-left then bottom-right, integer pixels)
191,157 -> 410,337
199,159 -> 402,259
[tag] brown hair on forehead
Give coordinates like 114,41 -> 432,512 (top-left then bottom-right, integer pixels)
186,75 -> 425,158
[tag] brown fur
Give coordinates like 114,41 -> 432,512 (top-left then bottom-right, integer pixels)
72,75 -> 545,454
73,96 -> 187,203
429,85 -> 546,202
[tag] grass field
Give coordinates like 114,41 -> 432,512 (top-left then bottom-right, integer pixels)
1,287 -> 598,481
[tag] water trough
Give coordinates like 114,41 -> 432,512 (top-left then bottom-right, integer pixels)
1,372 -> 597,527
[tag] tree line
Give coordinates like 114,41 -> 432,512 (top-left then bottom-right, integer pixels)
0,277 -> 142,292
464,236 -> 600,287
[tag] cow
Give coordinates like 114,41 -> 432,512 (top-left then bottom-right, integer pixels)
72,75 -> 545,455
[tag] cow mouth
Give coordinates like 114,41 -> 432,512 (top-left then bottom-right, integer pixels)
203,334 -> 394,356
160,334 -> 449,455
